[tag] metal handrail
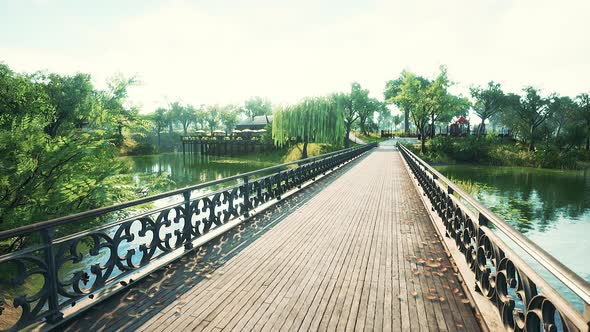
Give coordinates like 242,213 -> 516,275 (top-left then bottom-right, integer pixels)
0,143 -> 377,332
0,144 -> 372,241
397,143 -> 590,305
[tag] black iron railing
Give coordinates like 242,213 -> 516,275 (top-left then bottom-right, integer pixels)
0,143 -> 376,331
398,143 -> 590,332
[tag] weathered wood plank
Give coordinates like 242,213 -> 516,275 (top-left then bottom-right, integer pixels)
62,143 -> 481,332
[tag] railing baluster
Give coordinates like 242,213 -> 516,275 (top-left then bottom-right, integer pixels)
40,228 -> 64,324
242,175 -> 250,217
183,191 -> 193,249
0,144 -> 377,331
397,142 -> 590,331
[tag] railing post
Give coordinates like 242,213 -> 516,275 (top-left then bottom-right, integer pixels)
243,175 -> 250,217
447,186 -> 454,195
478,213 -> 488,227
276,171 -> 282,201
40,229 -> 64,324
183,191 -> 193,249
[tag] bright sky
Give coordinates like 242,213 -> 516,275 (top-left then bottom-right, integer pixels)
1,0 -> 589,114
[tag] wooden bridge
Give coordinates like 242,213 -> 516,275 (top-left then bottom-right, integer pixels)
1,141 -> 588,332
61,142 -> 480,331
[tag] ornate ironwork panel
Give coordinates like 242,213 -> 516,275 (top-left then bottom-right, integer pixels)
398,143 -> 589,332
0,143 -> 376,331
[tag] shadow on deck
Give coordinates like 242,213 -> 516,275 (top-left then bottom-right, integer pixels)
60,144 -> 482,332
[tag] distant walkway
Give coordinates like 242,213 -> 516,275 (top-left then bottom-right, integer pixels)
63,144 -> 480,331
348,132 -> 366,145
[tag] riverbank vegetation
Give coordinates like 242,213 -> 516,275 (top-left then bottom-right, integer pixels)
0,63 -> 174,238
386,67 -> 590,169
0,63 -> 388,237
406,135 -> 590,169
3,59 -> 589,237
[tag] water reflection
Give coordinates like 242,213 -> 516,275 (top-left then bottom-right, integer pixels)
121,152 -> 282,190
436,165 -> 590,285
436,166 -> 590,234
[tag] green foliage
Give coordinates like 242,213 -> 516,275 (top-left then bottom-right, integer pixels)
219,105 -> 240,134
273,96 -> 345,158
282,143 -> 337,163
414,136 -> 587,169
0,64 -> 168,241
470,81 -> 509,135
500,87 -> 553,151
244,96 -> 272,120
334,82 -> 380,147
205,105 -> 221,134
389,70 -> 431,152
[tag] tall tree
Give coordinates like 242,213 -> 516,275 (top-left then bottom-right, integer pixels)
336,82 -> 370,148
385,77 -> 409,133
0,64 -> 146,241
391,71 -> 432,152
205,105 -> 221,134
358,98 -> 385,135
244,97 -> 272,120
192,105 -> 206,130
470,81 -> 507,135
377,108 -> 393,131
95,75 -> 139,145
577,93 -> 590,151
178,104 -> 195,135
273,96 -> 345,158
436,93 -> 470,135
219,105 -> 240,134
39,72 -> 95,137
170,102 -> 195,135
511,87 -> 553,151
152,107 -> 167,149
392,114 -> 403,131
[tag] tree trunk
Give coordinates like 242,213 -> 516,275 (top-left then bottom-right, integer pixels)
420,130 -> 426,153
344,124 -> 351,148
479,118 -> 486,136
157,131 -> 161,150
529,126 -> 535,151
404,109 -> 409,134
301,138 -> 308,159
430,114 -> 435,139
586,134 -> 590,151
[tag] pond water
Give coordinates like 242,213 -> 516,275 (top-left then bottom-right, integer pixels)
120,152 -> 283,190
436,165 -> 590,310
56,153 -> 284,301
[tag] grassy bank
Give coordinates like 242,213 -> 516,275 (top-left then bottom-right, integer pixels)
405,136 -> 590,170
352,132 -> 390,144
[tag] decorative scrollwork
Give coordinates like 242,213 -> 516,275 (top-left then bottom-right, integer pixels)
0,144 -> 375,332
0,254 -> 51,332
398,144 -> 587,332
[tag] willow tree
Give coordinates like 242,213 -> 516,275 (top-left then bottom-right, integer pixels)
272,96 -> 345,159
391,71 -> 432,153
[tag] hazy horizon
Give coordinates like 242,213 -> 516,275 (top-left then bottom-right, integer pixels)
1,0 -> 589,114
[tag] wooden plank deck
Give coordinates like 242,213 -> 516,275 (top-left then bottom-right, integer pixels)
61,143 -> 481,332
